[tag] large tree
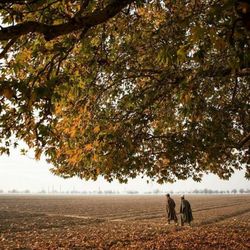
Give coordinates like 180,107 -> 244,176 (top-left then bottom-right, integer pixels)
0,0 -> 249,183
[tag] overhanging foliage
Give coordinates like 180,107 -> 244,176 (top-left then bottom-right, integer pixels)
0,0 -> 249,183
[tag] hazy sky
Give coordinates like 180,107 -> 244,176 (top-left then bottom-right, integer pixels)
0,148 -> 249,193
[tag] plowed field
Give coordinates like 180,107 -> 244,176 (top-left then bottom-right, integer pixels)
0,195 -> 249,249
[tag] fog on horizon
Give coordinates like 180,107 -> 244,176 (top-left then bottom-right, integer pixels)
0,148 -> 249,193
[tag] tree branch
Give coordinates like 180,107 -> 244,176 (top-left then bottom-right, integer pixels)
0,36 -> 18,59
78,0 -> 91,15
238,132 -> 250,148
0,0 -> 134,41
0,0 -> 39,5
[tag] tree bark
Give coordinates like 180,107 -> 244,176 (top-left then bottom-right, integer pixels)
0,0 -> 134,41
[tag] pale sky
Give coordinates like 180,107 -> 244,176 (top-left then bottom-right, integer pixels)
0,148 -> 249,193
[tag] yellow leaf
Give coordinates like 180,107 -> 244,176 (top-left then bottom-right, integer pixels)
177,45 -> 187,61
17,48 -> 32,62
162,158 -> 170,165
93,154 -> 98,162
84,143 -> 93,151
93,125 -> 100,134
35,148 -> 42,160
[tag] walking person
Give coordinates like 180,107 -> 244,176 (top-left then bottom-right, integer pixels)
180,195 -> 193,226
165,193 -> 178,225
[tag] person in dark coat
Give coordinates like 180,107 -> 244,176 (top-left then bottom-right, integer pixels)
165,194 -> 178,225
180,195 -> 193,226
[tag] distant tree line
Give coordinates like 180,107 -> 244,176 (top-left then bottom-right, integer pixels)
0,188 -> 249,195
191,188 -> 250,194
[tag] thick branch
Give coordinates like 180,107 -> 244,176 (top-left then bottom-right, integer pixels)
0,21 -> 50,41
0,0 -> 134,41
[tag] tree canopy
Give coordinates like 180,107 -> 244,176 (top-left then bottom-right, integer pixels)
0,0 -> 249,183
